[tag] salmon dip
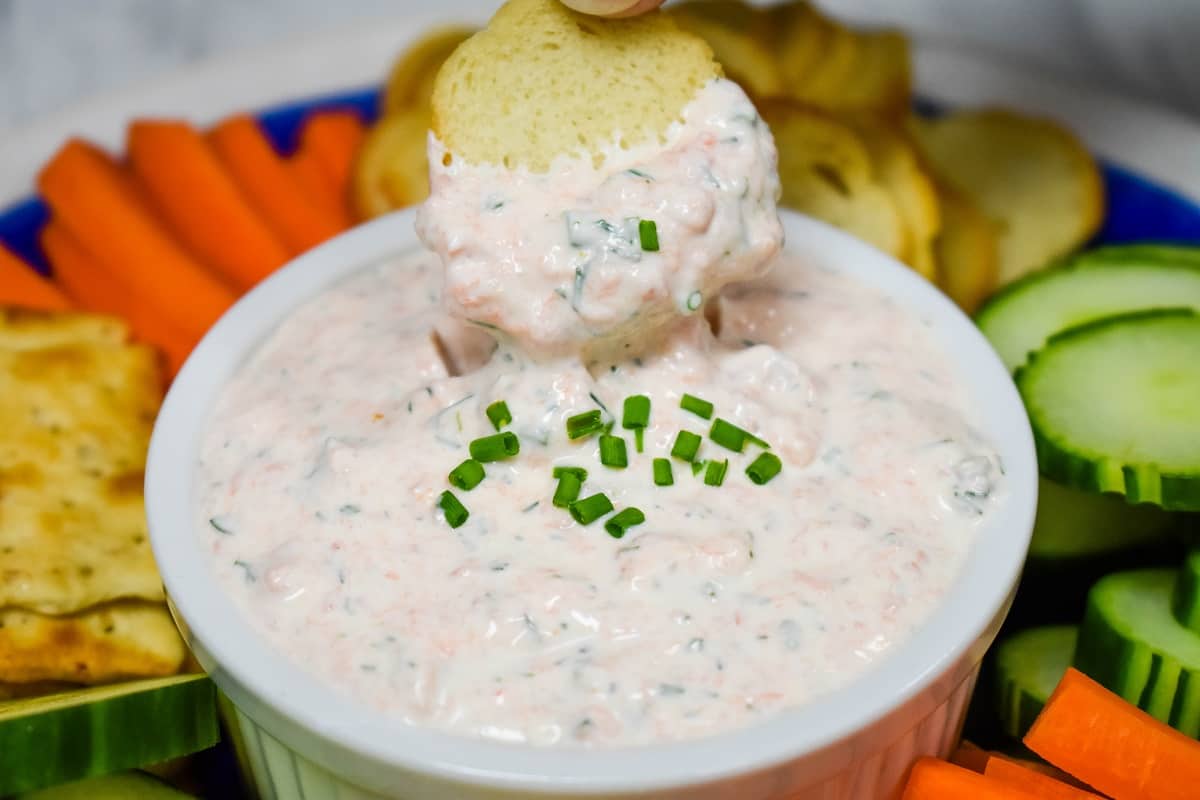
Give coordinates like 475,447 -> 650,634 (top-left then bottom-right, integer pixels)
195,78 -> 1005,748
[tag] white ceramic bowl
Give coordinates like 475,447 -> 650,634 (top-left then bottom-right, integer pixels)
146,209 -> 1037,800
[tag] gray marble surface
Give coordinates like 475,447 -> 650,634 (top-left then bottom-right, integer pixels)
0,0 -> 406,131
2,0 -> 1199,134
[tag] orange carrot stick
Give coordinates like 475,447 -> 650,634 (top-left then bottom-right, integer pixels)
1025,668 -> 1200,800
36,139 -> 236,340
297,110 -> 366,209
984,756 -> 1103,799
41,222 -> 194,376
902,757 -> 1042,799
127,119 -> 289,291
0,242 -> 72,311
208,115 -> 347,254
290,146 -> 353,228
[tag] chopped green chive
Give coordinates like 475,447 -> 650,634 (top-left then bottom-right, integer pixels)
653,458 -> 674,486
553,472 -> 584,508
605,507 -> 645,539
709,418 -> 751,453
634,427 -> 645,453
485,400 -> 512,430
553,465 -> 588,482
469,431 -> 520,462
639,219 -> 659,252
691,459 -> 706,476
437,491 -> 469,528
704,459 -> 729,487
680,393 -> 713,420
671,430 -> 702,462
622,395 -> 651,429
569,493 -> 614,525
448,459 -> 485,490
566,410 -> 604,440
746,452 -> 782,485
599,434 -> 628,468
686,291 -> 703,311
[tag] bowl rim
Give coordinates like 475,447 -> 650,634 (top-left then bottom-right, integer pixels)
146,208 -> 1038,792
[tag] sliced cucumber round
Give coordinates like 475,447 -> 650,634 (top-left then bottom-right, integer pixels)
1029,477 -> 1174,561
1078,243 -> 1200,267
1015,308 -> 1200,510
1173,550 -> 1200,634
977,245 -> 1200,371
994,625 -> 1078,739
0,674 -> 217,796
1074,568 -> 1200,736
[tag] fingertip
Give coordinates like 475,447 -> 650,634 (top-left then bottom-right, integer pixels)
560,0 -> 665,18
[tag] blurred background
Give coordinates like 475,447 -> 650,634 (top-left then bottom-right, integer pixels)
3,0 -> 1200,133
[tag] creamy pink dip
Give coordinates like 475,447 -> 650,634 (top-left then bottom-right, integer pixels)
196,253 -> 1003,747
417,79 -> 783,360
196,77 -> 1003,747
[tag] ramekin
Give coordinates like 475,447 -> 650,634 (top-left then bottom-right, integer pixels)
146,209 -> 1038,799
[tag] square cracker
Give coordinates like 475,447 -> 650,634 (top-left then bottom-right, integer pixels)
0,307 -> 128,351
0,308 -> 165,614
0,601 -> 185,684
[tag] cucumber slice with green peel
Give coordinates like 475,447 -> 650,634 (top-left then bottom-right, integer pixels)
1074,568 -> 1200,736
1029,477 -> 1174,560
1015,308 -> 1200,510
17,771 -> 194,799
976,245 -> 1200,371
1075,243 -> 1200,266
1173,550 -> 1200,633
0,674 -> 217,796
994,625 -> 1078,739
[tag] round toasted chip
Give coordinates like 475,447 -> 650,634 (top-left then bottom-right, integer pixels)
669,0 -> 784,98
911,109 -> 1104,285
830,30 -> 911,116
762,101 -> 906,259
431,0 -> 720,171
843,114 -> 942,280
760,2 -> 827,90
351,106 -> 433,219
381,25 -> 476,114
932,181 -> 1001,313
794,17 -> 859,107
758,3 -> 912,117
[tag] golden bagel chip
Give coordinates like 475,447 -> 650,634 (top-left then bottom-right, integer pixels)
910,109 -> 1104,284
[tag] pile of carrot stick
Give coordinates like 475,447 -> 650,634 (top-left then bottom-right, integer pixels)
903,668 -> 1200,799
1,108 -> 366,377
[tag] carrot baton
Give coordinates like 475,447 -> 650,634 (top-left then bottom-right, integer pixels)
297,109 -> 366,210
0,243 -> 72,311
127,119 -> 290,291
37,139 -> 236,340
1025,668 -> 1200,800
984,756 -> 1104,800
208,115 -> 347,254
902,757 -> 1042,799
290,146 -> 354,229
41,222 -> 194,376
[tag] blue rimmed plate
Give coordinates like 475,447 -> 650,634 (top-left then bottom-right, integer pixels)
1,11 -> 1199,798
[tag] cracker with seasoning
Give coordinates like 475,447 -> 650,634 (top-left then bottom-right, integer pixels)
0,307 -> 184,684
0,602 -> 186,685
